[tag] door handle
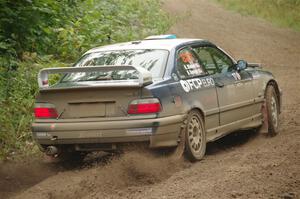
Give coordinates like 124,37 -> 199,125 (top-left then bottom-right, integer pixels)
215,81 -> 224,88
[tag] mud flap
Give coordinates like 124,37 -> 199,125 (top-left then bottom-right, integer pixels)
170,122 -> 186,160
259,100 -> 269,134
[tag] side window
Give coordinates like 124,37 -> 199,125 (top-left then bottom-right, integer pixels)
176,47 -> 206,79
193,46 -> 234,74
193,47 -> 217,74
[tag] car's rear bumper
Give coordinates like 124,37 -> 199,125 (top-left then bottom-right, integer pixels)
32,114 -> 185,149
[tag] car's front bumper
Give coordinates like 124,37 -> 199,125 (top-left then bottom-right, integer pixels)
32,114 -> 186,149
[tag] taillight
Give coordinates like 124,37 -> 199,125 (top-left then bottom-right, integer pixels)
128,98 -> 162,114
34,103 -> 58,119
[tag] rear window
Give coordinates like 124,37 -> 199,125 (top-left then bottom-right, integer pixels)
61,49 -> 168,82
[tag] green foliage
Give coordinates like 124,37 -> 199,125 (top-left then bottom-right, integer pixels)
0,0 -> 170,160
0,0 -> 170,61
0,58 -> 68,159
56,0 -> 171,60
214,0 -> 300,31
0,0 -> 78,60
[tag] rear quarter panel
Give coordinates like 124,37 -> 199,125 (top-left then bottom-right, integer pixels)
148,76 -> 219,134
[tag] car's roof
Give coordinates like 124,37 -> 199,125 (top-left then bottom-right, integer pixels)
85,38 -> 209,54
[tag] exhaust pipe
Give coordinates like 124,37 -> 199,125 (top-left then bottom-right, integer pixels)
45,146 -> 59,156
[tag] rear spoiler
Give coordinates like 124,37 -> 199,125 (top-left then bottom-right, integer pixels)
38,65 -> 153,90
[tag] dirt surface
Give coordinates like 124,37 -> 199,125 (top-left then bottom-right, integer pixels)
1,0 -> 300,198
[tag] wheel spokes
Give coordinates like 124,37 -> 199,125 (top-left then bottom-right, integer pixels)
187,115 -> 203,152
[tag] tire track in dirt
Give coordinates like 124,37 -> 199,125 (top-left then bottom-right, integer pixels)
4,0 -> 300,198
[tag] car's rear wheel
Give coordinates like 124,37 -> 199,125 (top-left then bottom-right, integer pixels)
185,110 -> 206,161
265,85 -> 279,136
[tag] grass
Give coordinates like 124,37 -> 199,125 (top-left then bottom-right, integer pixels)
214,0 -> 300,31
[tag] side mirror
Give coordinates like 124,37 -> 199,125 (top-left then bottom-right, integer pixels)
236,60 -> 248,71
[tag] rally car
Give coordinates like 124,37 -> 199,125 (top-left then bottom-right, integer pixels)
32,35 -> 282,161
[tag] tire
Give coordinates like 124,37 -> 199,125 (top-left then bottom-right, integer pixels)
184,110 -> 206,161
265,85 -> 279,136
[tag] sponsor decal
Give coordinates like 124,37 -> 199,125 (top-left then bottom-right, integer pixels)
183,63 -> 204,76
180,77 -> 215,93
232,72 -> 241,81
126,128 -> 153,135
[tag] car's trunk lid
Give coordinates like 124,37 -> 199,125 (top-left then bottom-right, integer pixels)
37,87 -> 142,119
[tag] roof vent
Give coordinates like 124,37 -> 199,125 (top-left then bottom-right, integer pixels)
144,34 -> 177,40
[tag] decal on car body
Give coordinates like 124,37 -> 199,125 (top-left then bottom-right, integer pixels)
232,72 -> 241,81
180,77 -> 215,93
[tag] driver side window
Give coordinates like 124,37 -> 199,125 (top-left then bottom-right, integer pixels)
193,46 -> 234,74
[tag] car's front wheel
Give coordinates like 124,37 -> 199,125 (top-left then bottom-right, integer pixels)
185,110 -> 206,161
265,85 -> 280,136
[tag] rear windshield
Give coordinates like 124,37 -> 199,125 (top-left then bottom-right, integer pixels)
61,49 -> 168,82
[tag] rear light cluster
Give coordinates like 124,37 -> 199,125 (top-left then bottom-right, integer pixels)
127,98 -> 162,114
34,103 -> 58,119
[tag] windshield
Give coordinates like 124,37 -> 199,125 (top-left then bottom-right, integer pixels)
61,49 -> 168,82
